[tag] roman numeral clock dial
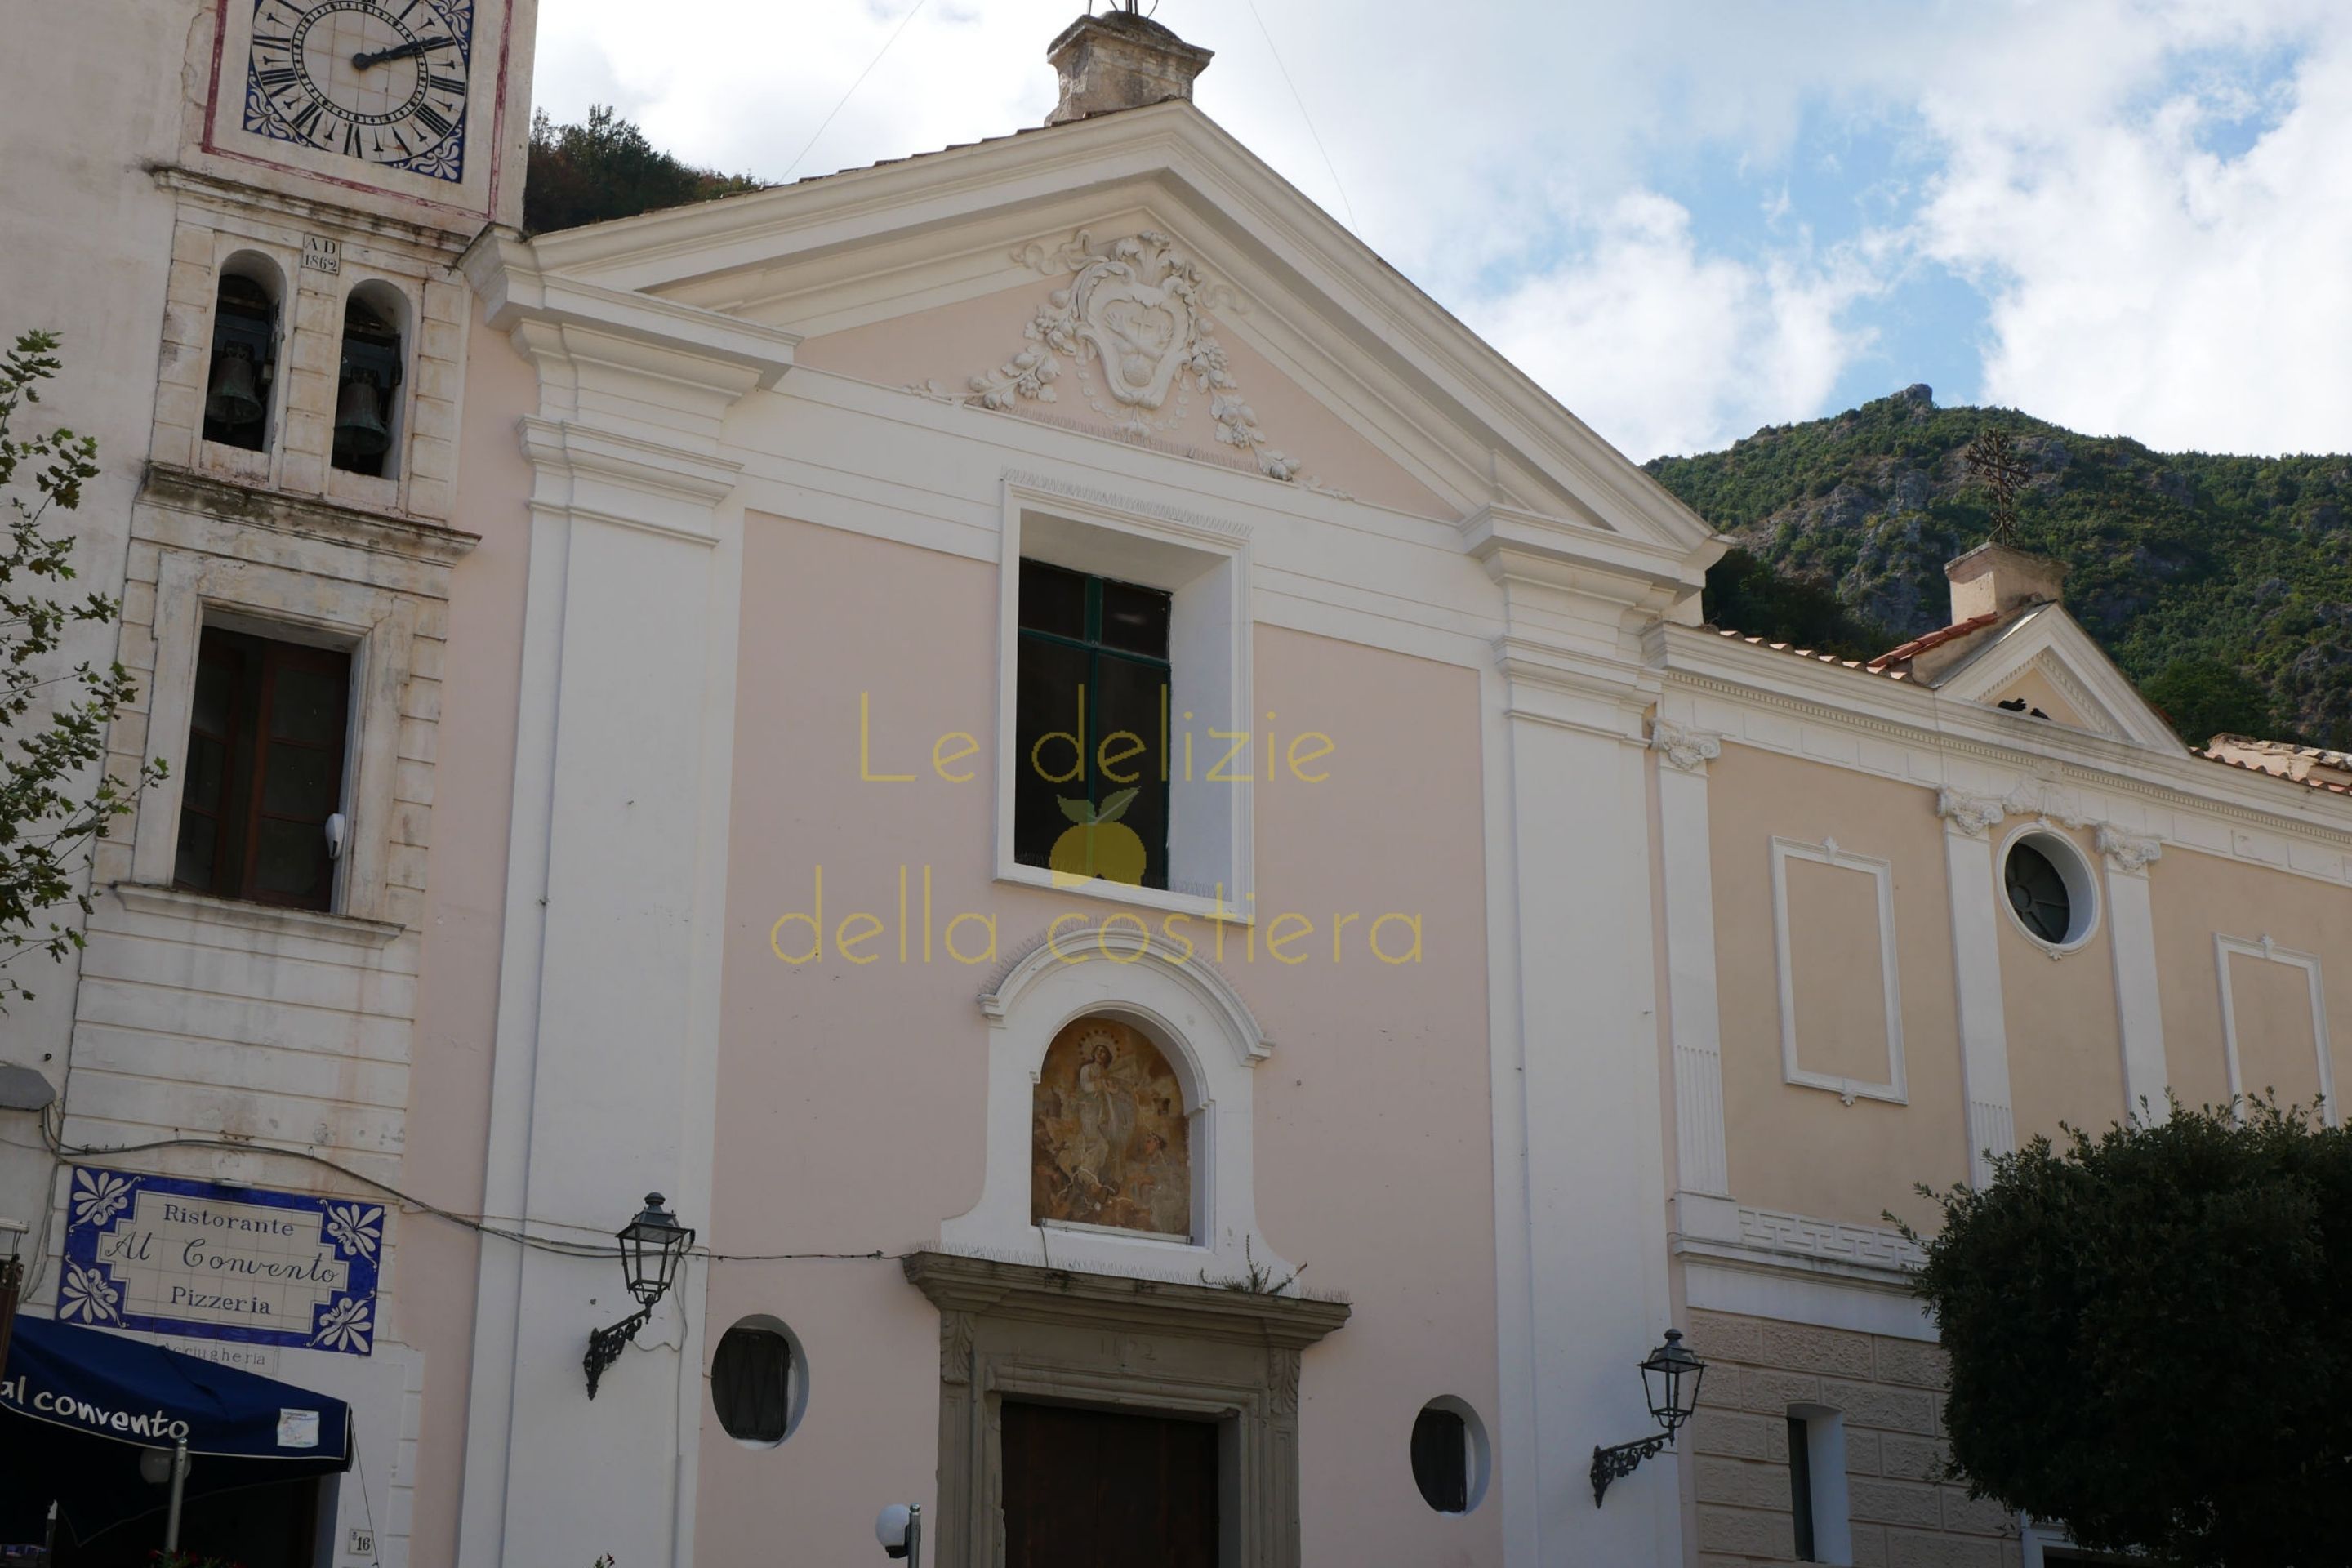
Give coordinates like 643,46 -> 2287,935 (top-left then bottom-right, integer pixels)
243,0 -> 473,182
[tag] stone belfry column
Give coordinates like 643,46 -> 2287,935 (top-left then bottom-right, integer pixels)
1463,504 -> 1706,1567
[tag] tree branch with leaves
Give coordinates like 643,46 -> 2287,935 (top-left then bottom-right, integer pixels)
0,330 -> 165,1007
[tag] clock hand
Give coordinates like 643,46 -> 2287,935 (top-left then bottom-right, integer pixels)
350,36 -> 456,69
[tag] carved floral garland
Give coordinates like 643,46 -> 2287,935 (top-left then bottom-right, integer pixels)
969,230 -> 1316,486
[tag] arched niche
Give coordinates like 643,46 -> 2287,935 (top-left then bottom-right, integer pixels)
332,279 -> 411,479
203,251 -> 285,452
945,920 -> 1290,1285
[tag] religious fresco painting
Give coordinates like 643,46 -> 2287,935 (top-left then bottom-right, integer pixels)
1031,1016 -> 1192,1239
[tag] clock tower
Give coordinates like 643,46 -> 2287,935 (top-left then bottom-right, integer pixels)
0,0 -> 539,1561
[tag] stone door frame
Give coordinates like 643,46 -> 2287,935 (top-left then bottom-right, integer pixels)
902,1251 -> 1351,1568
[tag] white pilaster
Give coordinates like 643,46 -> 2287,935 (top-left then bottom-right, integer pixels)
1470,507 -> 1704,1568
457,234 -> 793,1568
1651,720 -> 1731,1207
2096,827 -> 2169,1120
1937,789 -> 2015,1187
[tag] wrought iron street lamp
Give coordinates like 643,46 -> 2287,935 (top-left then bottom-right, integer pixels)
583,1193 -> 695,1398
1591,1328 -> 1707,1506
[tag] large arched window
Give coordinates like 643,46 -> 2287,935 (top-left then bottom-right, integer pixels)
203,256 -> 282,452
1031,1016 -> 1192,1240
332,283 -> 407,478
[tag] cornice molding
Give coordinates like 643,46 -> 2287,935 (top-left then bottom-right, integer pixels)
151,163 -> 475,254
138,464 -> 480,567
901,1250 -> 1350,1349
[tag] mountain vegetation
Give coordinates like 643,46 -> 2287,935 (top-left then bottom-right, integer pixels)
1649,385 -> 2352,750
525,106 -> 762,234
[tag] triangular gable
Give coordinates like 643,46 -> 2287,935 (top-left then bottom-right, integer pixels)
515,101 -> 1717,558
1932,605 -> 2187,752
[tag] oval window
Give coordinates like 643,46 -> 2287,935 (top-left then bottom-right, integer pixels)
1409,1397 -> 1490,1513
711,1319 -> 800,1446
2004,840 -> 2071,942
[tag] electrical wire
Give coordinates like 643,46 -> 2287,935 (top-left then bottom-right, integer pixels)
20,1115 -> 898,1267
780,0 -> 933,185
1238,0 -> 1361,237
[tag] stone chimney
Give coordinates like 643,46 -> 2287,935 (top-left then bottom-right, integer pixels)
1945,541 -> 2066,623
1046,10 -> 1213,125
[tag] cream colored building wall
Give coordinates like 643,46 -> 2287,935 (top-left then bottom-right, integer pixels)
1993,821 -> 2127,1146
1706,744 -> 1968,1232
695,514 -> 1503,1564
2149,845 -> 2352,1116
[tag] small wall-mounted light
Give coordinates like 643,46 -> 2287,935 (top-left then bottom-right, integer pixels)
583,1193 -> 694,1399
1591,1328 -> 1707,1507
875,1503 -> 922,1566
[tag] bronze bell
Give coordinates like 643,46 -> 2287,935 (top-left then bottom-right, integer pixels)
332,370 -> 391,460
204,345 -> 265,430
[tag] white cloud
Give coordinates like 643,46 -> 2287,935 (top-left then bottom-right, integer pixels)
1912,8 -> 2352,454
527,0 -> 2352,458
1474,193 -> 1878,461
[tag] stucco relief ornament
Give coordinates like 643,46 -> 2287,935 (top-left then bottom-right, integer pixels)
1936,788 -> 2007,838
1650,719 -> 1722,773
2095,825 -> 2163,875
970,230 -> 1319,485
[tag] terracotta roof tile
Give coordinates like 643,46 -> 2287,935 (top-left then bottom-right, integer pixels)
1864,612 -> 2002,671
2195,749 -> 2352,795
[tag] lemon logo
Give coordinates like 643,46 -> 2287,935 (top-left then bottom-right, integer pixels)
1049,787 -> 1147,887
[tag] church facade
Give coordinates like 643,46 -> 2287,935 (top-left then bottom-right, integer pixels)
2,7 -> 2349,1568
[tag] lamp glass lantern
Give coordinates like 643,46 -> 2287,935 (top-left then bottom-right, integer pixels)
1639,1328 -> 1704,1437
617,1192 -> 693,1308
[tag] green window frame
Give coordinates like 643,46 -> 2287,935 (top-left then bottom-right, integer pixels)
1013,560 -> 1172,889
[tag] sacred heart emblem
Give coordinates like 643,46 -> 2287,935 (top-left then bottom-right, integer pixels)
1075,278 -> 1193,409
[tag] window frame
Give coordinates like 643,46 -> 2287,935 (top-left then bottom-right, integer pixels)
993,479 -> 1254,924
1785,1404 -> 1851,1564
172,624 -> 353,911
134,550 -> 417,927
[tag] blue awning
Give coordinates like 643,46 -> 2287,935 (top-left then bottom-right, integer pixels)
1,1314 -> 351,1542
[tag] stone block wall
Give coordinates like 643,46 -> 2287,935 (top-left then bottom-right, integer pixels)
1682,1307 -> 2023,1567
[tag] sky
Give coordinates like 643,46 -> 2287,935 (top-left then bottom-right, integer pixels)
528,0 -> 2352,463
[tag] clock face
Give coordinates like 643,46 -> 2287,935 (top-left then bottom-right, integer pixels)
242,0 -> 474,183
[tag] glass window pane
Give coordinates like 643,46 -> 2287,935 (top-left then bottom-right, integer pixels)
181,734 -> 226,813
1099,578 -> 1171,658
710,1325 -> 793,1444
270,661 -> 348,746
1094,653 -> 1168,889
173,812 -> 217,892
1013,635 -> 1091,869
261,742 -> 336,819
1018,559 -> 1088,639
252,817 -> 328,903
191,655 -> 236,737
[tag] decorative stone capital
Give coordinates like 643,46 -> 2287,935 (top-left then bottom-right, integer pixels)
1936,787 -> 2007,838
2095,825 -> 2163,875
1650,719 -> 1722,773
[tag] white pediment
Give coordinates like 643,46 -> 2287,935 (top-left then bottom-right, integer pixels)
514,102 -> 1717,559
1933,605 -> 2187,753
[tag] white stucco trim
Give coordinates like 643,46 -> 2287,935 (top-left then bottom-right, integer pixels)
1653,719 -> 1730,1197
948,921 -> 1283,1283
995,474 -> 1254,920
1770,835 -> 1908,1107
2098,832 -> 2171,1119
1938,799 -> 2017,1187
2214,933 -> 2336,1125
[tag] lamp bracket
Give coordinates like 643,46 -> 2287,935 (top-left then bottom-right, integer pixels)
1590,1432 -> 1673,1507
583,1303 -> 653,1400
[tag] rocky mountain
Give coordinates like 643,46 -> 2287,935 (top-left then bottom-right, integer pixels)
1646,385 -> 2352,750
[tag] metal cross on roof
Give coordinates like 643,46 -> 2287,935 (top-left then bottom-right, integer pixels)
1964,427 -> 2029,547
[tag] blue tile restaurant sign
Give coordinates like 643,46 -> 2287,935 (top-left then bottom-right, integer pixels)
56,1166 -> 381,1356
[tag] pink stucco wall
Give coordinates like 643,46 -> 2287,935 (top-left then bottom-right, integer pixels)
694,512 -> 1502,1563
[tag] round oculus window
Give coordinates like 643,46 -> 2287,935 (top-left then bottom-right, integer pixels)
2004,840 -> 2071,943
